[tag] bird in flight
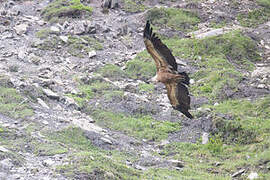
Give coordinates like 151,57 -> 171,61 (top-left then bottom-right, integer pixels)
143,21 -> 193,119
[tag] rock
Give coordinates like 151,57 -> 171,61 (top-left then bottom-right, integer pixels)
0,159 -> 13,171
101,137 -> 113,145
248,172 -> 259,180
258,84 -> 266,89
43,159 -> 55,167
37,98 -> 50,109
0,146 -> 9,152
59,36 -> 68,43
88,50 -> 97,58
168,159 -> 184,168
73,22 -> 85,35
190,79 -> 195,84
202,132 -> 209,144
50,26 -> 60,33
43,88 -> 59,100
14,23 -> 28,35
232,169 -> 245,177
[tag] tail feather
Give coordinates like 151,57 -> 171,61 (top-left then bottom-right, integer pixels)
174,105 -> 193,119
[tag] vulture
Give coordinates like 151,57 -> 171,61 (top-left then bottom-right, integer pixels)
143,21 -> 193,119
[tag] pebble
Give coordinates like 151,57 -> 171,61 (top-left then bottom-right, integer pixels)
248,172 -> 259,180
88,50 -> 97,58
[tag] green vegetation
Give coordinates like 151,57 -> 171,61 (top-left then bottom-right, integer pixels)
36,35 -> 103,57
41,0 -> 93,21
98,64 -> 126,80
159,96 -> 270,179
92,110 -> 180,141
209,96 -> 270,144
50,127 -> 141,179
237,6 -> 270,27
123,0 -> 146,13
67,36 -> 103,57
257,0 -> 270,8
125,51 -> 156,81
147,7 -> 200,32
0,87 -> 33,119
162,31 -> 260,100
34,142 -> 68,156
35,28 -> 56,39
138,83 -> 155,93
67,78 -> 119,108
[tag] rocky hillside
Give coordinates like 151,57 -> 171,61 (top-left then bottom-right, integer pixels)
0,0 -> 269,179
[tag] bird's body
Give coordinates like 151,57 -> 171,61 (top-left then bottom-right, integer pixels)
143,21 -> 193,119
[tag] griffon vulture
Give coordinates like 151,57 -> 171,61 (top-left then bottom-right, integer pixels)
143,21 -> 193,119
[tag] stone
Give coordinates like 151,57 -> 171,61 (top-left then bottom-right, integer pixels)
168,159 -> 184,168
14,23 -> 28,35
202,132 -> 209,144
43,88 -> 59,100
88,50 -> 97,58
50,26 -> 60,33
232,169 -> 245,177
0,146 -> 9,152
59,36 -> 68,43
43,159 -> 55,167
0,159 -> 13,171
189,79 -> 195,84
74,22 -> 85,35
37,98 -> 50,109
101,137 -> 113,145
248,172 -> 259,180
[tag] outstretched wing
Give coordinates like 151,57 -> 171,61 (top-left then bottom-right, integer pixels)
143,21 -> 178,72
165,81 -> 193,119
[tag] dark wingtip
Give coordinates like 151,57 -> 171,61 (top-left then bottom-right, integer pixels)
144,20 -> 151,39
182,111 -> 193,119
174,106 -> 193,119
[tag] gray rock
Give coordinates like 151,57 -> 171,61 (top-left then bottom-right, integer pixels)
50,26 -> 60,33
37,98 -> 50,109
14,23 -> 28,35
0,146 -> 9,152
88,50 -> 97,58
74,22 -> 85,35
43,88 -> 59,100
202,132 -> 209,144
101,137 -> 113,144
168,159 -> 184,168
59,36 -> 68,43
248,172 -> 259,180
232,169 -> 245,177
0,159 -> 13,171
43,159 -> 55,167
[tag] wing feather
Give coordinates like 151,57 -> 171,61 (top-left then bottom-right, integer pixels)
143,21 -> 178,72
165,82 -> 193,119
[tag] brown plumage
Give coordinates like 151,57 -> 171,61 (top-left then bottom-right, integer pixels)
143,21 -> 193,119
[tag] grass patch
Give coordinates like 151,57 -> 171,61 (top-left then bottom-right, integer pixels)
49,127 -> 140,179
257,0 -> 270,8
67,35 -> 103,57
125,51 -> 156,81
237,7 -> 270,27
41,0 -> 93,21
138,83 -> 155,93
209,96 -> 270,144
123,0 -> 146,13
0,87 -> 33,119
147,7 -> 200,32
36,28 -> 56,39
67,78 -> 118,108
98,64 -> 126,80
34,142 -> 68,156
36,35 -> 102,57
92,110 -> 180,141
